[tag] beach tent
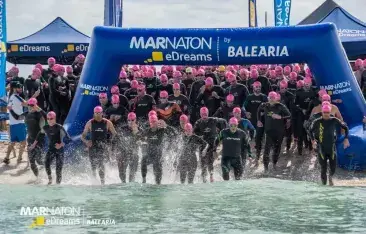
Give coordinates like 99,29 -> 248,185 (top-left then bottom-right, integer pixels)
298,0 -> 366,59
7,17 -> 90,65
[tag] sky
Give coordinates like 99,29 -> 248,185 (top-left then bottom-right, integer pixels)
6,0 -> 366,75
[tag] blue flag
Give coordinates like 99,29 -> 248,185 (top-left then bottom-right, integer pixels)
104,0 -> 123,27
274,0 -> 292,26
0,0 -> 7,98
248,0 -> 258,27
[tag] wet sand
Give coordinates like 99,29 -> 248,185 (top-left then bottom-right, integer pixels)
0,141 -> 365,186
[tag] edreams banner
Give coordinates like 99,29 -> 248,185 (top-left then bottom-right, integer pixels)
248,0 -> 258,27
274,0 -> 292,26
0,0 -> 6,98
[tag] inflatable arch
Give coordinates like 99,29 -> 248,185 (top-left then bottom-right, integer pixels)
64,23 -> 366,170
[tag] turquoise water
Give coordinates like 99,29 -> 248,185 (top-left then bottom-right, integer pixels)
0,179 -> 365,233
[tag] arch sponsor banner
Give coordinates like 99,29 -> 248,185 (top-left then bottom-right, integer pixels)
6,43 -> 89,56
64,24 -> 366,169
274,0 -> 292,27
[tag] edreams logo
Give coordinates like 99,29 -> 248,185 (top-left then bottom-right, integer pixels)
320,81 -> 352,95
129,36 -> 213,63
80,83 -> 109,96
338,29 -> 366,38
62,44 -> 89,54
8,44 -> 51,53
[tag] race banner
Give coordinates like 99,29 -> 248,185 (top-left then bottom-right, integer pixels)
0,0 -> 7,98
274,0 -> 292,26
248,0 -> 258,27
104,0 -> 123,27
114,0 -> 123,27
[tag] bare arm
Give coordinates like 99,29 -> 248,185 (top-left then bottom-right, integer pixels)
81,121 -> 92,144
107,120 -> 117,139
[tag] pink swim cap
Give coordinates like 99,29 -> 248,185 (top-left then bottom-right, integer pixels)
250,69 -> 259,79
132,65 -> 139,71
111,86 -> 119,94
160,74 -> 168,82
296,80 -> 304,88
227,73 -> 236,82
137,84 -> 146,90
47,111 -> 56,119
318,89 -> 327,97
77,54 -> 85,60
275,66 -> 283,73
134,71 -> 142,78
35,63 -> 43,71
205,77 -> 214,86
268,91 -> 278,100
28,98 -> 37,105
149,114 -> 158,123
284,66 -> 291,75
127,112 -> 136,120
289,72 -> 297,80
197,69 -> 205,76
280,80 -> 288,88
32,68 -> 41,77
239,69 -> 249,76
293,64 -> 300,73
322,101 -> 331,106
120,71 -> 127,78
226,94 -> 234,102
322,105 -> 332,113
229,117 -> 238,126
52,64 -> 62,72
269,70 -> 276,79
94,106 -> 103,113
146,69 -> 154,78
66,66 -> 73,74
111,94 -> 120,104
200,107 -> 209,115
322,94 -> 331,102
184,123 -> 193,132
250,65 -> 258,71
173,83 -> 180,90
304,77 -> 312,85
148,110 -> 157,117
355,58 -> 363,68
233,107 -> 241,114
259,64 -> 268,69
131,80 -> 139,89
173,71 -> 182,78
176,65 -> 184,71
99,93 -> 107,99
166,66 -> 174,72
47,57 -> 56,64
160,91 -> 168,98
180,114 -> 188,122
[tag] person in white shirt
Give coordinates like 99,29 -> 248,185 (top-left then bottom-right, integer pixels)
3,82 -> 27,165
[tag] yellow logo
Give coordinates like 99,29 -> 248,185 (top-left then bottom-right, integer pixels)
144,51 -> 164,64
9,44 -> 19,52
62,44 -> 75,53
29,216 -> 45,228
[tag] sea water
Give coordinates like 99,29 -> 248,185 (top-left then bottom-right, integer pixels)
0,179 -> 365,234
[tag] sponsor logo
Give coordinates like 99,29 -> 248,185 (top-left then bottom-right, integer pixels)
228,45 -> 289,57
129,36 -> 213,63
275,0 -> 291,26
9,44 -> 51,53
338,29 -> 366,37
319,81 -> 352,95
79,83 -> 109,96
62,44 -> 89,54
20,206 -> 115,229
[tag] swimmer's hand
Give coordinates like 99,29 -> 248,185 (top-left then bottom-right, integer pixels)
343,138 -> 350,149
312,140 -> 317,149
85,140 -> 92,148
28,143 -> 36,151
55,143 -> 64,150
257,121 -> 263,127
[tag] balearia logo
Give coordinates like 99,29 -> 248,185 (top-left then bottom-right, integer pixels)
129,36 -> 213,63
319,81 -> 352,95
228,45 -> 289,58
338,29 -> 366,37
10,44 -> 51,53
80,83 -> 109,96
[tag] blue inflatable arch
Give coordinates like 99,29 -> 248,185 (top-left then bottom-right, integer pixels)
65,23 -> 366,170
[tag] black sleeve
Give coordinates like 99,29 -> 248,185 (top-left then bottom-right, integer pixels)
193,120 -> 201,135
334,118 -> 349,138
257,103 -> 265,122
280,104 -> 291,119
309,118 -> 320,141
39,109 -> 47,119
212,107 -> 223,118
36,127 -> 46,142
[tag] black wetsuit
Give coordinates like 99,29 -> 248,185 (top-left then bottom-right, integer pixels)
182,78 -> 195,96
309,117 -> 349,185
131,94 -> 156,121
247,76 -> 271,95
213,104 -> 246,122
117,81 -> 131,95
124,88 -> 138,108
194,117 -> 227,181
24,78 -> 47,110
196,86 -> 225,116
168,94 -> 191,115
117,125 -> 141,183
215,128 -> 249,180
244,93 -> 268,158
37,124 -> 70,184
179,134 -> 207,184
257,103 -> 291,170
224,84 -> 249,107
279,90 -> 295,150
140,126 -> 176,184
189,80 -> 205,124
89,119 -> 110,184
105,105 -> 128,129
144,77 -> 161,97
